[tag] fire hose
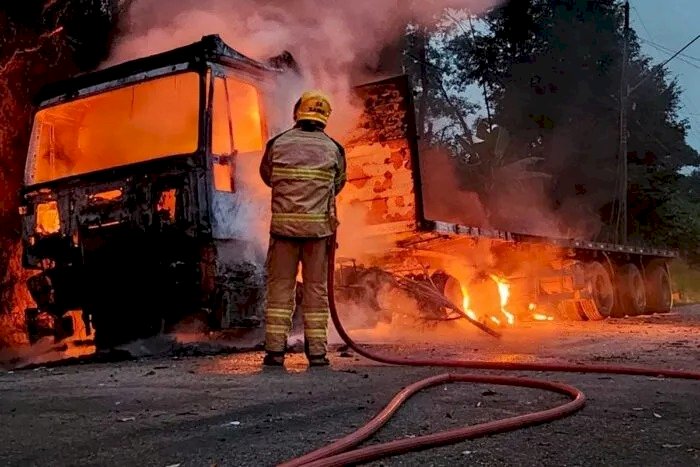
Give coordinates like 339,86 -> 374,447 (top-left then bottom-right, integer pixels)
279,236 -> 700,467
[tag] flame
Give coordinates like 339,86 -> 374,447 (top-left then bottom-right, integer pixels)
28,72 -> 201,185
91,190 -> 122,201
460,286 -> 479,321
36,201 -> 60,235
458,276 -> 517,327
528,303 -> 537,311
501,309 -> 515,325
533,313 -> 554,321
489,274 -> 515,326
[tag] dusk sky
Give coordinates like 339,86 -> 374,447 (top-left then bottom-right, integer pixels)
632,0 -> 700,153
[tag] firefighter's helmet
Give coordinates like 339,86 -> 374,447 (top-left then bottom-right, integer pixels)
294,90 -> 332,126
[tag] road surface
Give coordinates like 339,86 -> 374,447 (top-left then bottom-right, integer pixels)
0,307 -> 698,466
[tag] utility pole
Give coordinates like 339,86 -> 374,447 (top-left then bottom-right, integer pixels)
415,27 -> 429,142
616,0 -> 630,244
614,2 -> 699,244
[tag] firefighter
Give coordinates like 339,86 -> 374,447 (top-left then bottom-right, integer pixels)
259,90 -> 346,367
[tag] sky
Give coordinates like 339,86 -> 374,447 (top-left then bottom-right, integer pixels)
631,0 -> 700,153
455,1 -> 700,155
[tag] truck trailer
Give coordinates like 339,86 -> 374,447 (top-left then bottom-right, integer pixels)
18,35 -> 675,348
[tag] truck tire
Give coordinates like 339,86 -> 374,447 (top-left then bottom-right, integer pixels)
613,263 -> 646,317
25,308 -> 53,345
584,262 -> 614,318
442,275 -> 464,309
644,260 -> 672,314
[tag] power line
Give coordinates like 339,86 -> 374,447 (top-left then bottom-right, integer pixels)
631,3 -> 700,73
656,34 -> 700,71
631,6 -> 654,41
640,38 -> 700,63
641,40 -> 700,66
641,40 -> 700,70
632,3 -> 700,63
629,33 -> 700,93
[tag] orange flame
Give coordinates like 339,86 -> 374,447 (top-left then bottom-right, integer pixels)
36,201 -> 60,235
490,274 -> 515,326
533,313 -> 554,321
501,309 -> 515,326
460,286 -> 479,321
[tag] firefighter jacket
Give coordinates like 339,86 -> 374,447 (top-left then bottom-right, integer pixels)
259,125 -> 346,238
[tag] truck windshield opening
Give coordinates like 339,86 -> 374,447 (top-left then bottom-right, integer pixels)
25,71 -> 200,185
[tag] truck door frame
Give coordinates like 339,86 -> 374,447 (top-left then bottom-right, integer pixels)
204,63 -> 272,240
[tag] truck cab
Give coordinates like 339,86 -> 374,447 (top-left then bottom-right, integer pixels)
19,35 -> 290,348
18,35 -> 675,350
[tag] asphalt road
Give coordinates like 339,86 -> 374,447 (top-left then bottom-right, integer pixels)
1,307 -> 699,467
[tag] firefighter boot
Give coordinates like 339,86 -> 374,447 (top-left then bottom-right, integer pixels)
304,337 -> 330,366
263,351 -> 285,367
308,354 -> 330,367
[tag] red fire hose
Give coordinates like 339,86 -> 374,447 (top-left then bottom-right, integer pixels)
278,237 -> 700,467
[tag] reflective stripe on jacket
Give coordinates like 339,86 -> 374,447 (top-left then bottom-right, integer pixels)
260,126 -> 346,238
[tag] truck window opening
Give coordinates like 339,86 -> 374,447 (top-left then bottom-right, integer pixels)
25,71 -> 200,185
211,76 -> 264,156
211,76 -> 264,193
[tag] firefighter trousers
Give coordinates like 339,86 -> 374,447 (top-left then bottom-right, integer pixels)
264,235 -> 331,357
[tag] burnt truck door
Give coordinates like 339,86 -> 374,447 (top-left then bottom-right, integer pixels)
206,65 -> 269,241
200,64 -> 273,330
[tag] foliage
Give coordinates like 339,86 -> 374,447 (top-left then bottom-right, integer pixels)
670,259 -> 700,304
404,0 -> 700,256
0,1 -> 123,346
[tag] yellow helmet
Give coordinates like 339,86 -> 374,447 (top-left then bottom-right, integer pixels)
294,90 -> 332,125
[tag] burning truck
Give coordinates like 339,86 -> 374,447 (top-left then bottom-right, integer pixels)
17,35 -> 675,349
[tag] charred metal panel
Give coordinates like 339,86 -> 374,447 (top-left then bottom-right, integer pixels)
37,63 -> 193,108
338,75 -> 421,237
210,239 -> 265,328
35,35 -> 281,106
20,155 -> 210,267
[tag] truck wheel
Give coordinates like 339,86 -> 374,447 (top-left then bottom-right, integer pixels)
644,260 -> 672,314
25,308 -> 54,345
443,275 -> 464,309
92,307 -> 162,350
92,312 -> 122,350
53,314 -> 75,342
613,263 -> 646,317
431,271 -> 466,317
584,262 -> 614,318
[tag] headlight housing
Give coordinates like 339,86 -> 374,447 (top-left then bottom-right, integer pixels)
35,201 -> 60,235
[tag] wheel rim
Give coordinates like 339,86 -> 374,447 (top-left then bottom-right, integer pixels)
631,273 -> 646,311
593,275 -> 614,316
659,274 -> 672,308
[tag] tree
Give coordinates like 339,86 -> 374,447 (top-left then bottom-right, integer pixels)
0,0 -> 124,347
439,0 -> 699,245
402,22 -> 480,153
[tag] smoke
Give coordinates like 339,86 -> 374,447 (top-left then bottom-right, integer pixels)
104,0 -> 501,255
421,147 -> 491,228
107,0 -> 501,136
108,0 -> 500,73
421,144 -> 604,240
